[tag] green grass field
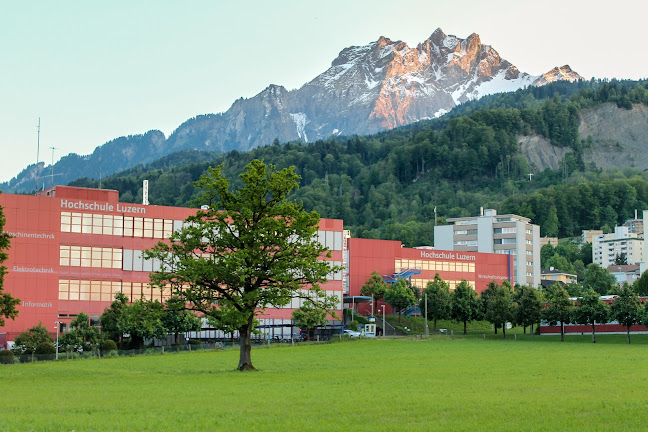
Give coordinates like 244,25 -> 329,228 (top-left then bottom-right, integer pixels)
2,337 -> 647,431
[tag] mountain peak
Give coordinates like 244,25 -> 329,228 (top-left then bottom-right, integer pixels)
377,36 -> 393,47
534,65 -> 583,85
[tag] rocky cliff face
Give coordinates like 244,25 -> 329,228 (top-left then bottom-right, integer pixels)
518,103 -> 648,172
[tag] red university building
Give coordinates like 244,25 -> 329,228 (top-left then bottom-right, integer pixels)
0,186 -> 513,345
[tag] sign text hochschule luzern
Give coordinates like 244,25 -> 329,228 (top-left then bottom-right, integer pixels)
420,250 -> 476,261
60,199 -> 146,214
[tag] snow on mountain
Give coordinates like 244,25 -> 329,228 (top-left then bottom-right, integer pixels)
1,28 -> 583,193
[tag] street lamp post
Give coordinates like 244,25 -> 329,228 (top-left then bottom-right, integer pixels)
425,292 -> 429,337
381,306 -> 386,337
54,321 -> 60,360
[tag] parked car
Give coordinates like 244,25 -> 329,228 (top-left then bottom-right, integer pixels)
343,329 -> 362,338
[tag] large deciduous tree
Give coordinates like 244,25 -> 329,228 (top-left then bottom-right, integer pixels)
14,323 -> 53,362
582,263 -> 617,296
484,282 -> 513,339
512,285 -> 542,335
360,271 -> 388,301
60,312 -> 101,353
541,285 -> 572,342
420,273 -> 450,332
612,285 -> 642,344
100,292 -> 129,344
384,279 -> 417,323
450,280 -> 481,335
118,298 -> 166,350
571,289 -> 609,343
292,294 -> 340,341
162,296 -> 202,345
146,160 -> 339,371
0,198 -> 19,326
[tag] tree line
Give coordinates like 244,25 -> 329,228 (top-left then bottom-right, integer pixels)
360,271 -> 648,344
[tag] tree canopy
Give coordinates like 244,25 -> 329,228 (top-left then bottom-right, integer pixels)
611,285 -> 642,344
146,160 -> 340,370
360,271 -> 388,301
420,273 -> 451,331
450,281 -> 481,334
0,198 -> 19,326
571,289 -> 609,343
541,285 -> 572,342
384,279 -> 417,323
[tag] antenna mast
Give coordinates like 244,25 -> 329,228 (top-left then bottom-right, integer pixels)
50,146 -> 58,188
99,146 -> 102,189
35,118 -> 41,192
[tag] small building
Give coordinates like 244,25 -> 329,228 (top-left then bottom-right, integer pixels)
540,237 -> 559,248
581,230 -> 603,245
541,268 -> 577,285
607,264 -> 641,286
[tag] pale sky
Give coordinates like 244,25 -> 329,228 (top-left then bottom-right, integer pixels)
1,0 -> 646,183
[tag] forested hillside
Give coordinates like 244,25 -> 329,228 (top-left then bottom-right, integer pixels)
70,80 -> 648,246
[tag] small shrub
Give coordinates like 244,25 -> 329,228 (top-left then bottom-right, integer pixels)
187,339 -> 201,345
100,340 -> 118,352
35,342 -> 56,361
0,350 -> 15,364
347,320 -> 359,330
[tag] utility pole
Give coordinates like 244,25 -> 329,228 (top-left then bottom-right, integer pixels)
50,147 -> 58,187
424,292 -> 429,336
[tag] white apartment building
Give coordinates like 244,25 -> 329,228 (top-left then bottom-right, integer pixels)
434,209 -> 541,287
592,225 -> 644,268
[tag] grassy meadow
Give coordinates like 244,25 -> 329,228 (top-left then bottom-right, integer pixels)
1,336 -> 647,431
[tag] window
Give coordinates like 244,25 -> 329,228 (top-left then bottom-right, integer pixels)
494,227 -> 516,234
60,245 -> 122,269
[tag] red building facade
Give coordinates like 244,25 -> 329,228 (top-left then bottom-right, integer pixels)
347,238 -> 513,315
0,186 -> 344,344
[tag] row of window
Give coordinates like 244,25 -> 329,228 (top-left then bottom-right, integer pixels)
57,278 -> 342,307
455,229 -> 478,236
61,212 -> 180,239
494,227 -> 516,234
58,279 -> 171,302
60,212 -> 345,252
454,240 -> 478,246
395,259 -> 476,273
409,278 -> 475,291
494,238 -> 517,245
59,244 -> 343,279
59,246 -> 122,269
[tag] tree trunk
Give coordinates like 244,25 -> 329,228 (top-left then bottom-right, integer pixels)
560,322 -> 564,342
433,318 -> 437,332
591,323 -> 596,344
502,323 -> 506,339
463,320 -> 467,335
531,323 -> 534,335
494,325 -> 498,334
626,326 -> 631,344
238,315 -> 255,371
523,325 -> 527,334
174,332 -> 179,345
